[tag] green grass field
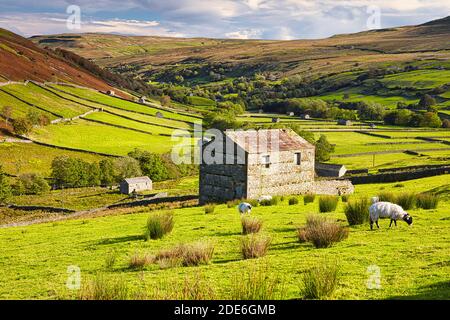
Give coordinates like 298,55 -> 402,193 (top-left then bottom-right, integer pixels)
0,90 -> 58,120
0,142 -> 106,176
328,151 -> 450,171
379,69 -> 450,90
83,112 -> 177,136
2,83 -> 90,118
41,85 -> 193,130
50,85 -> 200,123
30,119 -> 180,155
319,90 -> 418,108
0,175 -> 448,299
316,132 -> 449,155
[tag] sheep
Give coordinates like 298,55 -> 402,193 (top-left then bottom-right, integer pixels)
369,201 -> 413,230
371,196 -> 379,204
258,195 -> 272,203
238,202 -> 252,215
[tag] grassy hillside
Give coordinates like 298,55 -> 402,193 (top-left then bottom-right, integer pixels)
31,17 -> 450,84
0,175 -> 448,299
0,28 -> 123,95
30,119 -> 178,155
0,142 -> 106,176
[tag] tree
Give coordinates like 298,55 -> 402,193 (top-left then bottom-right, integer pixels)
51,156 -> 101,188
160,95 -> 171,107
418,94 -> 436,110
26,110 -> 41,126
38,114 -> 50,126
419,112 -> 442,128
128,149 -> 169,182
13,173 -> 50,195
0,165 -> 12,204
12,118 -> 33,135
99,159 -> 115,186
113,157 -> 142,182
383,109 -> 413,126
315,135 -> 335,162
1,106 -> 12,124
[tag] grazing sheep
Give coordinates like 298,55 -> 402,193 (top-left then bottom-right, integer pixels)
238,202 -> 252,215
371,196 -> 379,204
258,195 -> 272,203
369,202 -> 413,230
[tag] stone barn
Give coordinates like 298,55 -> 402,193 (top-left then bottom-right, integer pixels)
315,163 -> 347,178
120,176 -> 152,194
199,128 -> 353,204
337,119 -> 352,126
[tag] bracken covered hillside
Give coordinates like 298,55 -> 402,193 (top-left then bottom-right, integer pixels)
0,28 -> 125,96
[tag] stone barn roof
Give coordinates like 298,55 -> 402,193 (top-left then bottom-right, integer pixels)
224,129 -> 315,154
122,176 -> 152,185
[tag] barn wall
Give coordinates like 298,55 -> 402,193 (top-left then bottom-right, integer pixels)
199,163 -> 247,204
246,149 -> 315,199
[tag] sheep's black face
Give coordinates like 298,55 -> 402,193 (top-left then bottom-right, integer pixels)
403,215 -> 413,225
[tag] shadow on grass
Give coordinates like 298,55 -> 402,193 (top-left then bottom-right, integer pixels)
213,231 -> 242,237
96,234 -> 144,245
270,240 -> 302,251
272,227 -> 296,233
387,281 -> 450,300
214,258 -> 242,264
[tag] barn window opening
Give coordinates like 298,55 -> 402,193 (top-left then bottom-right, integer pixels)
295,152 -> 301,165
262,155 -> 270,168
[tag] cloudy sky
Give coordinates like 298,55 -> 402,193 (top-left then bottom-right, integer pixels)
0,0 -> 449,39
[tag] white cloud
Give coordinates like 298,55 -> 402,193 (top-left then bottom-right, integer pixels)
0,0 -> 449,39
0,13 -> 183,37
225,28 -> 262,39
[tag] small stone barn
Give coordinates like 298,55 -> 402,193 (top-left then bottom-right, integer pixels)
119,176 -> 152,194
199,128 -> 353,204
315,163 -> 347,178
338,119 -> 352,126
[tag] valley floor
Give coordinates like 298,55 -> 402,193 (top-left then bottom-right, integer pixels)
0,175 -> 448,300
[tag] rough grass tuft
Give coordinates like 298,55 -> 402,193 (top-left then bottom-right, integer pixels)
396,192 -> 416,210
241,235 -> 271,259
259,197 -> 279,206
416,193 -> 439,209
303,193 -> 316,205
297,215 -> 348,248
231,264 -> 286,300
144,211 -> 174,240
301,261 -> 340,299
288,197 -> 299,205
344,198 -> 370,226
155,241 -> 214,268
128,251 -> 154,269
318,196 -> 339,213
241,216 -> 263,234
104,250 -> 118,270
204,204 -> 216,214
79,274 -> 130,300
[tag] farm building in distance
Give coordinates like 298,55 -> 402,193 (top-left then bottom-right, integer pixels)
119,176 -> 152,194
315,163 -> 347,178
199,129 -> 353,204
338,119 -> 352,126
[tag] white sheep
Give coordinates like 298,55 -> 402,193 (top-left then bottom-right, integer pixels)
369,201 -> 413,230
258,195 -> 272,203
238,202 -> 252,215
371,196 -> 379,204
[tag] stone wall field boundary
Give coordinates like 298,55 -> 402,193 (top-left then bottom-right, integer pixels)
345,167 -> 450,184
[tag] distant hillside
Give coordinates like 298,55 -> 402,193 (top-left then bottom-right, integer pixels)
30,16 -> 450,84
0,28 -> 128,97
